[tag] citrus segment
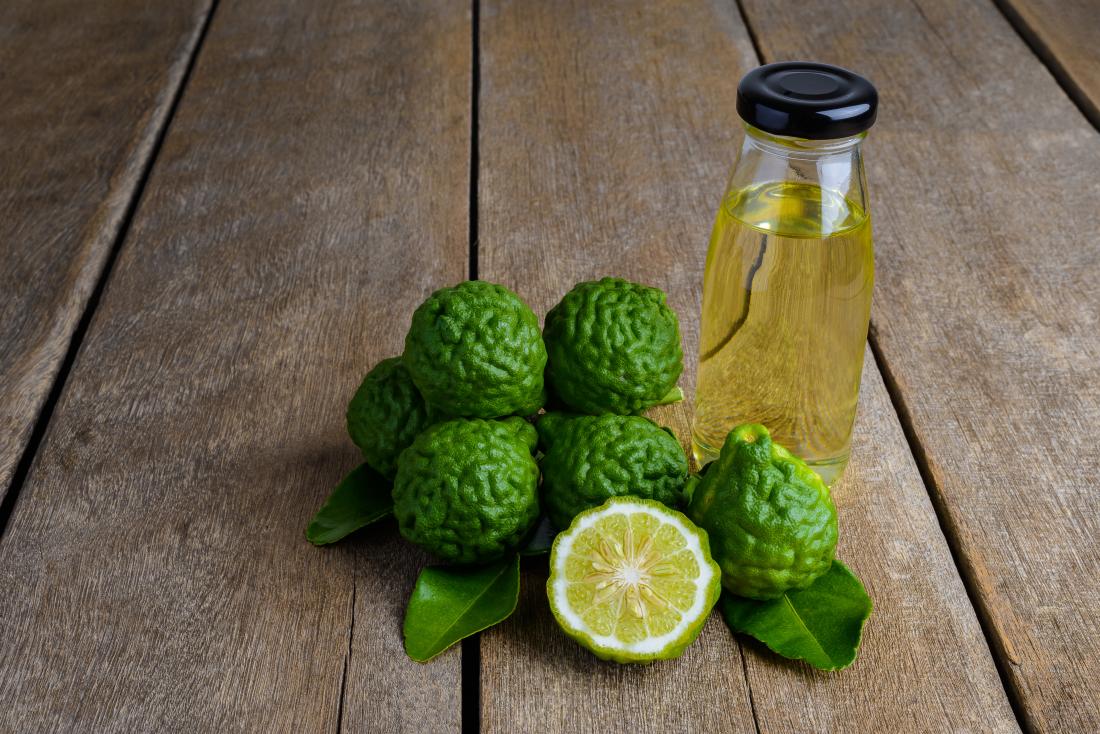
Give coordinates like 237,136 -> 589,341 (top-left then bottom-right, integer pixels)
547,497 -> 721,663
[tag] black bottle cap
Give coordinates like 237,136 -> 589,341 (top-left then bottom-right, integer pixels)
737,62 -> 878,140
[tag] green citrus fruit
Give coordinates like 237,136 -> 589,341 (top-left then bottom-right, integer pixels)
346,357 -> 435,478
547,497 -> 721,663
537,413 -> 688,529
686,424 -> 838,600
543,278 -> 683,414
392,417 -> 540,564
404,281 -> 546,418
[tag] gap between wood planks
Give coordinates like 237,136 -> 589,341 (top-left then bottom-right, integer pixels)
336,581 -> 356,734
0,1 -> 222,544
737,648 -> 763,734
989,0 -> 1100,131
461,2 -> 483,732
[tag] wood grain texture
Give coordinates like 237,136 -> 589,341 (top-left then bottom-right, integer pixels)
0,0 -> 212,503
739,0 -> 1100,730
477,1 -> 1015,731
995,0 -> 1100,128
0,0 -> 468,731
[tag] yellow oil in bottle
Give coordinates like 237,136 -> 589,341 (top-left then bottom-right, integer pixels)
692,180 -> 873,484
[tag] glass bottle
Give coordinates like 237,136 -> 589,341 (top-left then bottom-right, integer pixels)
692,62 -> 879,485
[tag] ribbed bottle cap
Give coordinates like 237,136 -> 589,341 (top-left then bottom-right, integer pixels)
737,62 -> 878,139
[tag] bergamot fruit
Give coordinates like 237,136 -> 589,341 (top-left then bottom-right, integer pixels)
346,357 -> 435,477
686,424 -> 838,600
543,277 -> 683,414
548,497 -> 720,663
392,417 -> 540,564
537,413 -> 688,529
404,281 -> 546,418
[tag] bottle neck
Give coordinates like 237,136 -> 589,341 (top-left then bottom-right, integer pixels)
727,124 -> 870,217
742,124 -> 865,161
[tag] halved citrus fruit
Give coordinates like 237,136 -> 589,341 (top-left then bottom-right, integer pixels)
547,497 -> 721,663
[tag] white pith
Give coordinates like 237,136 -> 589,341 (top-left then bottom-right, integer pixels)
552,501 -> 715,656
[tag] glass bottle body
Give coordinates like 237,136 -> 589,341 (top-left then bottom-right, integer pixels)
692,126 -> 874,485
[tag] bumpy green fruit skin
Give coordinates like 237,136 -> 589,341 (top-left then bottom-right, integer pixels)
537,413 -> 688,529
687,424 -> 838,600
404,281 -> 547,418
543,278 -> 683,414
392,418 -> 540,564
346,357 -> 435,478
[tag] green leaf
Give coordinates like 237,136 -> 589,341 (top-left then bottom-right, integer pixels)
403,554 -> 521,662
305,463 -> 392,546
682,473 -> 702,504
720,560 -> 872,671
653,385 -> 685,407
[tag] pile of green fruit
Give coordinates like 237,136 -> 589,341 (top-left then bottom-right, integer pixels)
307,278 -> 871,669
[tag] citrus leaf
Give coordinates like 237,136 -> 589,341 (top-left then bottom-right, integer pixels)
720,560 -> 872,671
682,473 -> 702,504
403,554 -> 520,663
305,463 -> 392,546
653,385 -> 685,407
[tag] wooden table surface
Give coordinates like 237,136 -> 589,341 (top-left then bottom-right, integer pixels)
1,1 -> 1098,732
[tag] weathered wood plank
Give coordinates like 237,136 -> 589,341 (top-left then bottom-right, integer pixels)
0,0 -> 212,504
996,0 -> 1100,128
0,1 -> 468,731
477,1 -> 1015,731
739,0 -> 1100,730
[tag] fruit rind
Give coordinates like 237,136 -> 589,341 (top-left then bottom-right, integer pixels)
404,281 -> 547,418
393,418 -> 540,564
346,357 -> 435,478
537,413 -> 688,529
547,497 -> 721,664
543,278 -> 683,415
688,423 -> 838,600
